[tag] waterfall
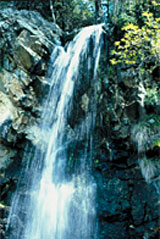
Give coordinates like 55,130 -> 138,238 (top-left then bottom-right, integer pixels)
6,24 -> 104,239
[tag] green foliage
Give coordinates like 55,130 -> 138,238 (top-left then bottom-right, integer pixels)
109,0 -> 160,151
0,1 -> 10,7
13,0 -> 95,32
145,114 -> 160,127
111,10 -> 160,69
139,113 -> 160,148
145,87 -> 160,106
51,0 -> 95,31
111,0 -> 138,27
152,139 -> 160,147
144,92 -> 160,148
112,0 -> 160,25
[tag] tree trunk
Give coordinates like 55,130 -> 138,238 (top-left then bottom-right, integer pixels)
50,0 -> 56,23
95,0 -> 102,23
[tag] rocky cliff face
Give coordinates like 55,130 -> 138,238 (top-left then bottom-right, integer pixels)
0,7 -> 159,239
92,38 -> 160,237
0,8 -> 61,238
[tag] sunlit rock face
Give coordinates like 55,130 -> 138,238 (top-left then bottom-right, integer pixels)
0,8 -> 61,142
0,8 -> 61,237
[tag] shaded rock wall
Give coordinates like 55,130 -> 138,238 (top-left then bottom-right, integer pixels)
93,48 -> 160,238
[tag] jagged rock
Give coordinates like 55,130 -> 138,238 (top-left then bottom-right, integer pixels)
25,124 -> 51,151
0,144 -> 15,171
0,9 -> 61,234
0,92 -> 18,124
15,43 -> 40,71
81,93 -> 89,112
0,7 -> 61,146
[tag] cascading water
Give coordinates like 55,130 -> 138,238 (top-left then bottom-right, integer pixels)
6,24 -> 104,239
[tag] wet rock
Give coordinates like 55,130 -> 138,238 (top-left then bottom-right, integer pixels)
31,76 -> 51,101
0,92 -> 18,124
93,54 -> 160,238
0,144 -> 15,171
25,124 -> 50,150
14,30 -> 43,71
8,78 -> 25,103
0,7 -> 61,146
0,119 -> 12,141
0,9 -> 61,235
15,43 -> 39,71
81,93 -> 89,112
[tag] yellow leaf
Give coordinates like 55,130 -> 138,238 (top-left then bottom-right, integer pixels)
122,23 -> 138,31
115,41 -> 120,46
152,1 -> 160,6
111,50 -> 117,54
142,11 -> 149,17
148,12 -> 153,17
125,33 -> 129,38
118,45 -> 123,49
144,36 -> 150,41
125,60 -> 136,64
110,59 -> 118,65
153,25 -> 159,29
153,139 -> 160,147
140,68 -> 145,73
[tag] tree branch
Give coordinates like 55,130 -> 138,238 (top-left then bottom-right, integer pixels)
50,0 -> 56,23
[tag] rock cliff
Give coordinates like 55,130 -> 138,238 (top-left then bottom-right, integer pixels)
0,8 -> 61,238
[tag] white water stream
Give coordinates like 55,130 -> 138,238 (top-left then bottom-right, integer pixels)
7,24 -> 104,239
